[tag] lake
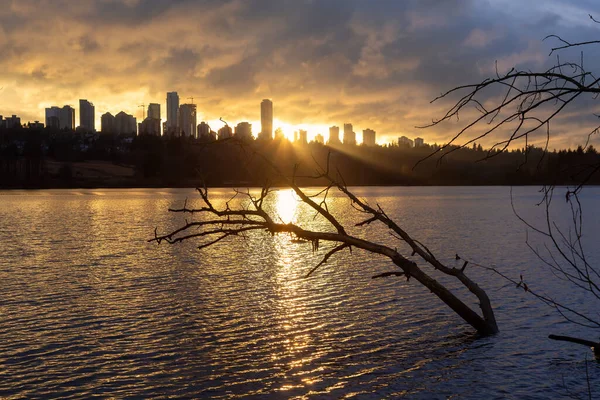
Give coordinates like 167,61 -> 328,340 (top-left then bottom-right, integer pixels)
1,186 -> 598,399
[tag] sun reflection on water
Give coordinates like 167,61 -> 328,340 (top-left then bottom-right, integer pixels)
274,189 -> 298,224
269,189 -> 327,393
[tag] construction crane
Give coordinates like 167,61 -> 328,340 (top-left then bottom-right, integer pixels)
188,96 -> 208,105
138,104 -> 145,120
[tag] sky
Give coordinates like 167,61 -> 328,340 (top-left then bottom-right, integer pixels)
1,0 -> 599,148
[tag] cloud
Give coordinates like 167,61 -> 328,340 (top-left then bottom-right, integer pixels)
0,0 -> 598,148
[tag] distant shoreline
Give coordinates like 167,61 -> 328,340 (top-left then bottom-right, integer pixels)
0,183 -> 589,191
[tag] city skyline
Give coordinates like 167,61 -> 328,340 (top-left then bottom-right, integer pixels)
17,93 -> 388,145
1,1 -> 599,149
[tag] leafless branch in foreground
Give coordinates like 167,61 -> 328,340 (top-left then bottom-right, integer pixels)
425,30 -> 600,354
151,144 -> 499,336
419,34 -> 600,168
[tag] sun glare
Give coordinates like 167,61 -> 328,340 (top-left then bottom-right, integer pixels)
275,189 -> 298,224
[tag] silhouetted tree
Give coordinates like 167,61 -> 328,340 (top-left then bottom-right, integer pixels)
426,16 -> 600,354
151,143 -> 499,336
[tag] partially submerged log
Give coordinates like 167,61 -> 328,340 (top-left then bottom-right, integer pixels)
549,334 -> 600,357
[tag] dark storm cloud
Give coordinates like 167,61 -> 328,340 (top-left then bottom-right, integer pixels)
1,0 -> 599,147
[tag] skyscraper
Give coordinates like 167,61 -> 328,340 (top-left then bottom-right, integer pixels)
218,125 -> 233,140
60,106 -> 75,130
139,117 -> 161,135
46,105 -> 74,130
298,129 -> 308,144
166,92 -> 179,135
328,126 -> 340,144
146,103 -> 161,136
197,121 -> 211,138
343,123 -> 356,145
362,129 -> 376,146
115,111 -> 137,135
178,104 -> 197,137
235,122 -> 252,140
148,103 -> 161,120
398,136 -> 414,148
45,106 -> 61,129
79,99 -> 95,132
274,127 -> 284,140
101,112 -> 115,134
260,99 -> 273,140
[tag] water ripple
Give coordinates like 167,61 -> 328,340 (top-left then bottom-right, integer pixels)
1,188 -> 599,398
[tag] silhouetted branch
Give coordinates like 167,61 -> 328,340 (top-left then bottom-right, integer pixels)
152,142 -> 499,335
426,32 -> 600,344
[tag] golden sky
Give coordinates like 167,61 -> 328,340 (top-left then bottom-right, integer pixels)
1,0 -> 599,147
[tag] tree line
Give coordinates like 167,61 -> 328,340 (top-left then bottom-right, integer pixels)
0,126 -> 599,188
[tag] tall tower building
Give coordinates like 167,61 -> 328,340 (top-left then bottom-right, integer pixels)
60,105 -> 75,130
148,103 -> 161,120
298,129 -> 308,144
146,103 -> 161,135
197,121 -> 211,138
343,123 -> 356,145
101,112 -> 115,134
362,129 -> 376,146
45,106 -> 61,129
328,126 -> 340,144
260,99 -> 273,140
178,104 -> 197,137
218,125 -> 233,140
79,99 -> 95,132
115,111 -> 137,135
235,122 -> 252,140
166,92 -> 179,135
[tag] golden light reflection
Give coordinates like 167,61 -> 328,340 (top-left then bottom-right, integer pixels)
275,189 -> 298,224
268,190 -> 323,390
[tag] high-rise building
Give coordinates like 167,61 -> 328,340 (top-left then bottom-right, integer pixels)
46,105 -> 74,130
79,99 -> 95,132
178,104 -> 197,137
197,121 -> 211,138
60,106 -> 75,130
398,136 -> 414,148
314,134 -> 324,144
362,129 -> 376,146
274,127 -> 284,140
101,112 -> 115,134
0,116 -> 5,129
115,111 -> 137,135
343,123 -> 356,145
144,103 -> 161,136
148,103 -> 161,120
414,137 -> 425,147
260,99 -> 273,140
166,92 -> 179,135
45,106 -> 61,128
218,125 -> 233,140
328,126 -> 340,144
5,115 -> 21,129
139,117 -> 161,135
28,121 -> 44,129
298,129 -> 308,144
235,122 -> 252,140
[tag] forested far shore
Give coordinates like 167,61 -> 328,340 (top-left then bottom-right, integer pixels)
1,127 -> 599,189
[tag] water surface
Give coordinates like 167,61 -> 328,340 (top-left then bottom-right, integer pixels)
1,187 -> 598,399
